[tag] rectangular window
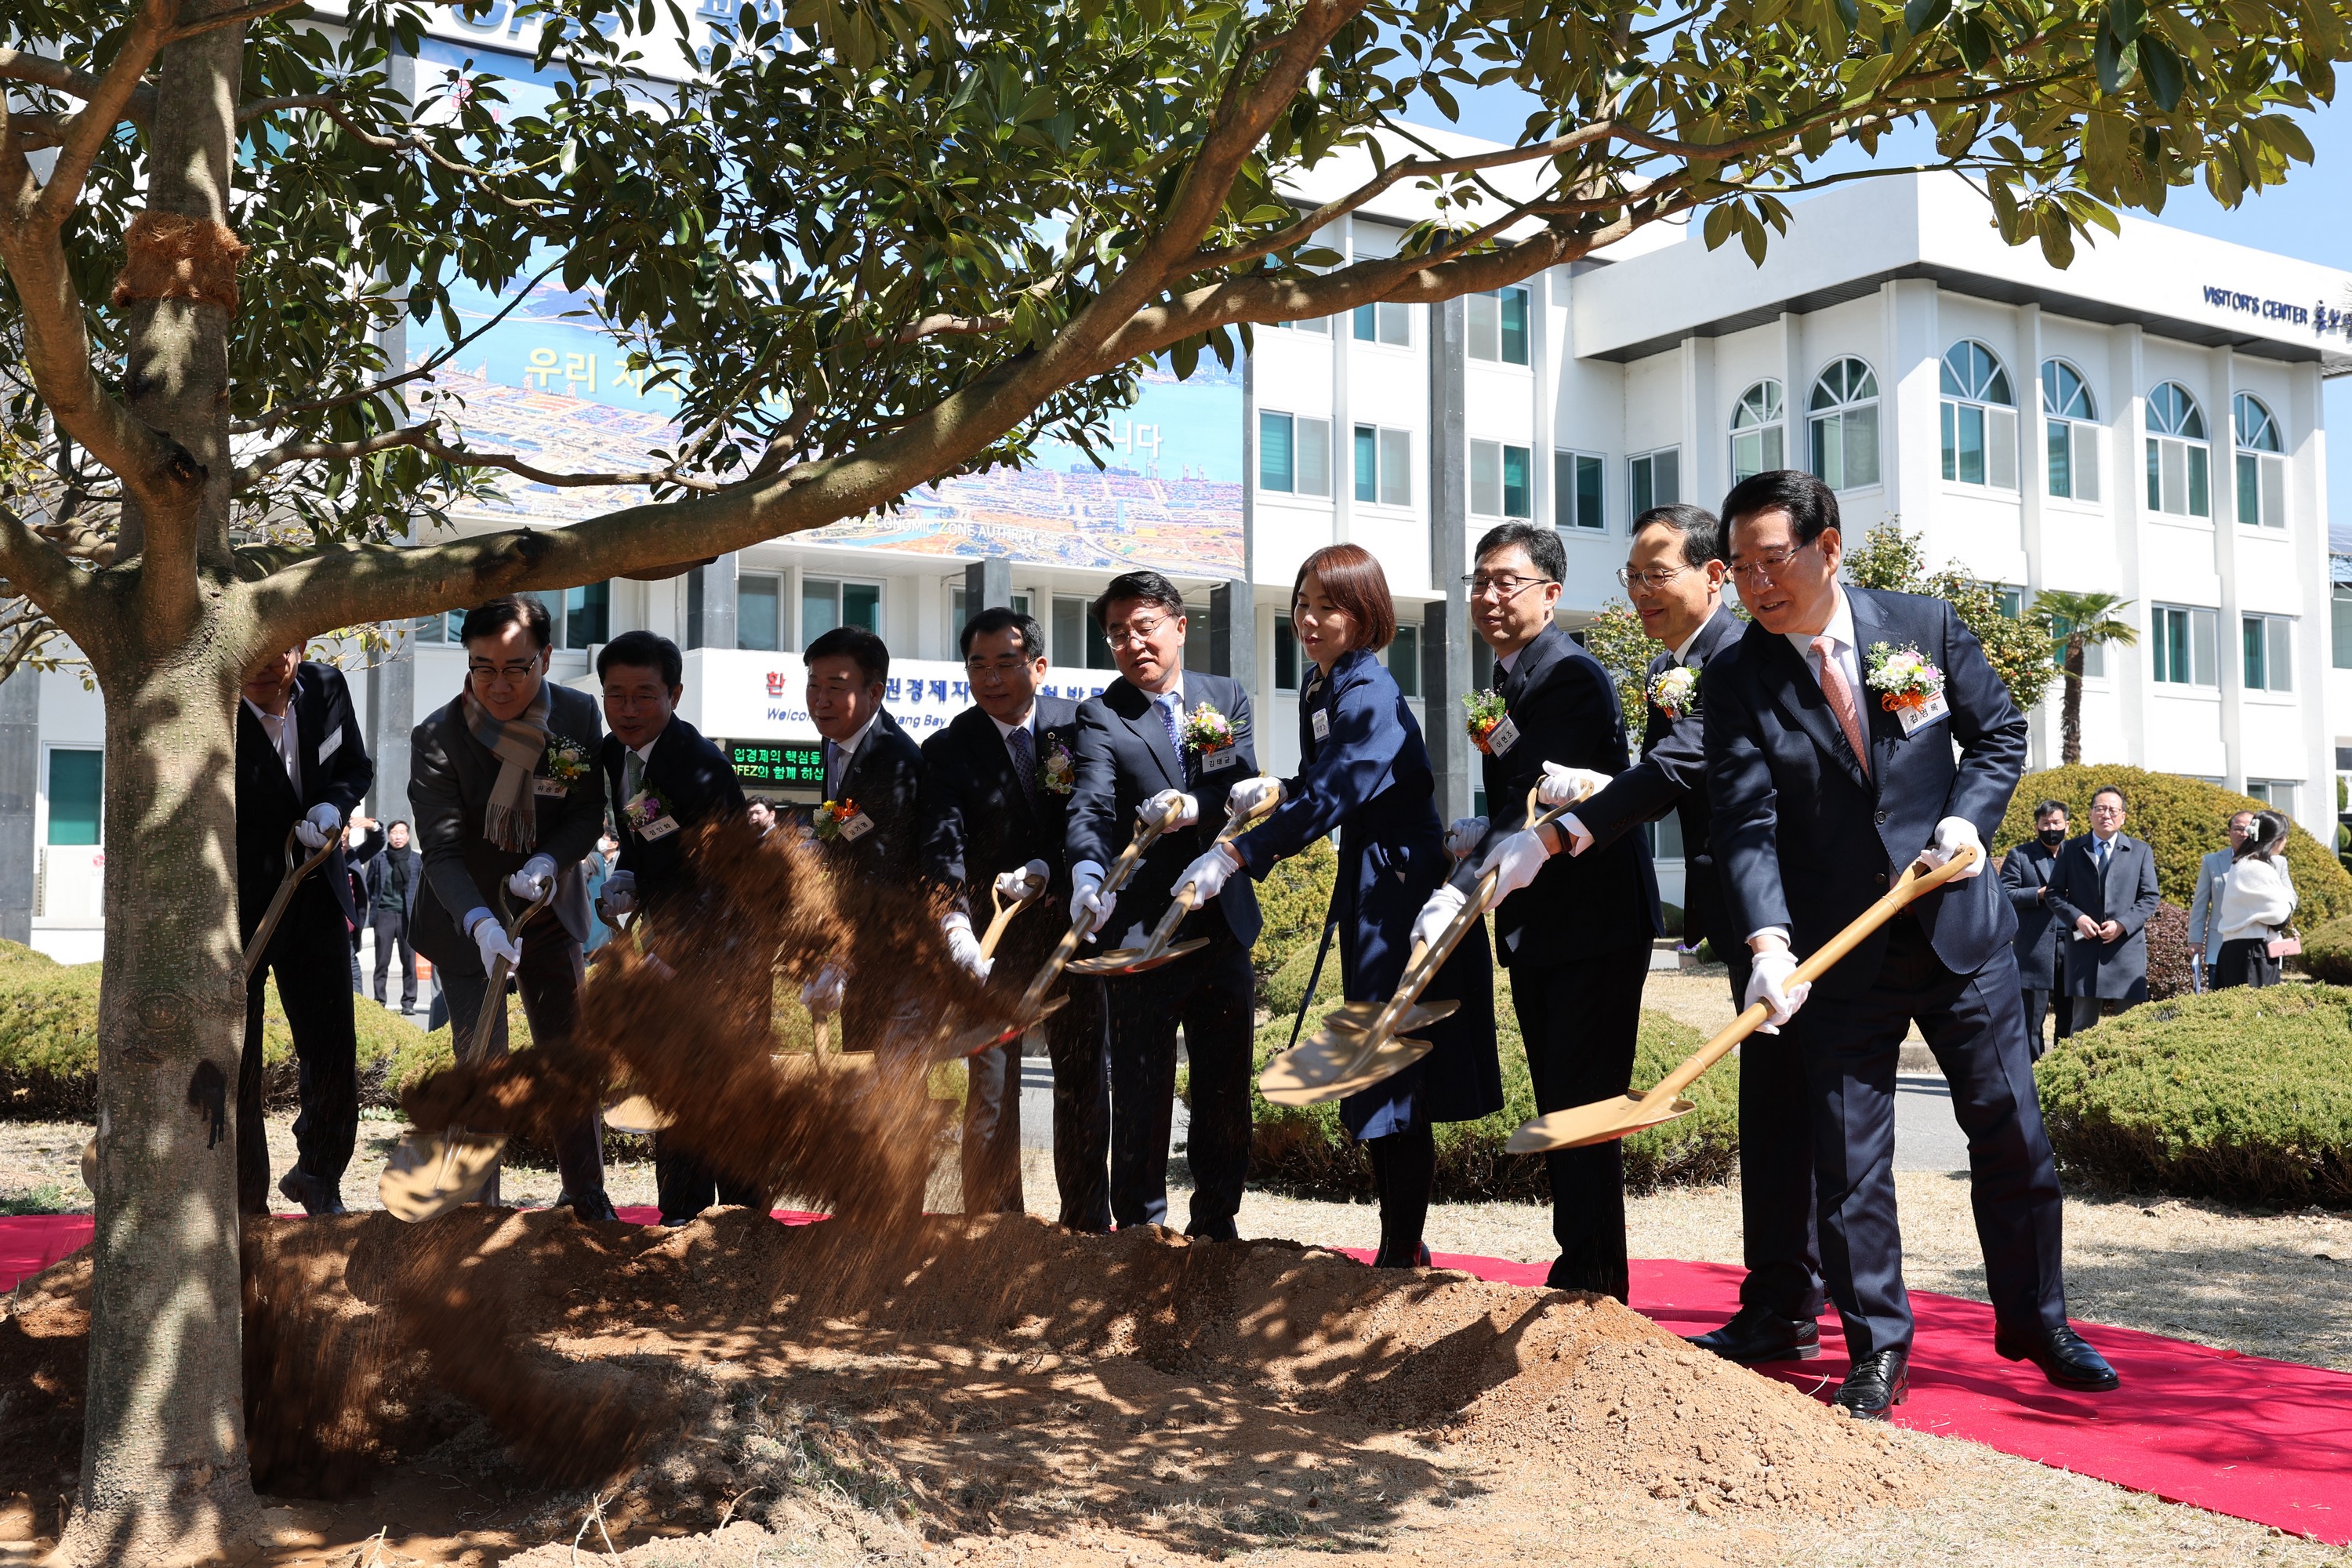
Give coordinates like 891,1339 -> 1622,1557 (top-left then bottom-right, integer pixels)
2152,604 -> 2219,686
1270,314 -> 1330,336
2249,779 -> 2299,818
1995,587 -> 2024,619
948,587 -> 1034,645
2050,616 -> 2108,679
1628,448 -> 1680,520
738,575 -> 781,652
1555,450 -> 1605,531
1352,300 -> 1410,347
1468,440 -> 1533,519
2047,419 -> 2103,503
1054,593 -> 1117,670
1466,287 -> 1530,365
2244,614 -> 2294,692
1810,405 -> 1881,490
1274,614 -> 1299,691
1730,423 -> 1784,484
413,611 -> 463,644
2333,584 -> 2352,670
1941,403 -> 2016,488
801,578 -> 880,649
1388,624 -> 1421,699
2238,451 -> 2288,528
564,583 -> 609,649
45,750 -> 102,846
2147,437 -> 2212,517
1261,411 -> 1295,493
1354,424 -> 1410,506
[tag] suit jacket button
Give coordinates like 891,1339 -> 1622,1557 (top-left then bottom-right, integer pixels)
1875,871 -> 1889,887
1875,811 -> 1889,825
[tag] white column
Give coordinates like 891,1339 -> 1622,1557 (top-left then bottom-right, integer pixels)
1780,310 -> 1806,486
2210,346 -> 2244,792
1882,278 -> 1940,546
2016,303 -> 2049,769
1683,334 -> 1713,517
2291,359 -> 2335,839
2109,325 -> 2148,768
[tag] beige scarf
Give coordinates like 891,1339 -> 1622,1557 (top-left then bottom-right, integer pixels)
462,681 -> 551,853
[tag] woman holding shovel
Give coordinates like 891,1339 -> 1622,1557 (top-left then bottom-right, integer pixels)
1174,543 -> 1497,1268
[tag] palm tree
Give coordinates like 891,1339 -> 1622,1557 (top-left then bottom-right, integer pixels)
2031,590 -> 2140,764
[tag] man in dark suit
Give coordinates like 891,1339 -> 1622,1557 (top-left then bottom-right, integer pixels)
2000,799 -> 2074,1055
594,630 -> 757,1224
1437,522 -> 1659,1299
408,594 -> 615,1219
235,645 -> 375,1216
801,624 -> 926,1054
1570,505 -> 1823,1359
919,606 -> 1106,1225
2046,785 -> 2162,1033
1704,469 -> 2114,1419
361,819 -> 423,1014
1065,570 -> 1261,1239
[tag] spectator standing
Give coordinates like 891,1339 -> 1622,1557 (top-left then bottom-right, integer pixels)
2047,786 -> 2161,1034
363,820 -> 423,1013
2187,811 -> 2254,988
2213,810 -> 2297,989
583,833 -> 619,954
1998,800 -> 2072,1057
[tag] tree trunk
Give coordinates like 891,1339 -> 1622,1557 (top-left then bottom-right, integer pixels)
60,636 -> 258,1565
2060,639 -> 2086,766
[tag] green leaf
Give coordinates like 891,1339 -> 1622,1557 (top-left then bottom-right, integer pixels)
2105,0 -> 2145,45
2140,34 -> 2186,110
1904,0 -> 1951,34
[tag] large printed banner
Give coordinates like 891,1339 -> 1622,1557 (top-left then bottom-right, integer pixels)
679,648 -> 1112,755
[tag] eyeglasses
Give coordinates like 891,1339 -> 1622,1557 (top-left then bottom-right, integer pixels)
1726,542 -> 1813,586
965,655 -> 1038,675
1615,564 -> 1691,592
468,660 -> 540,681
1102,616 -> 1172,648
1461,572 -> 1550,601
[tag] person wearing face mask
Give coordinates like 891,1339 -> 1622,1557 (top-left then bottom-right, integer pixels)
1999,800 -> 2074,1058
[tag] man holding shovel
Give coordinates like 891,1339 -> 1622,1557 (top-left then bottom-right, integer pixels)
1703,469 -> 2114,1418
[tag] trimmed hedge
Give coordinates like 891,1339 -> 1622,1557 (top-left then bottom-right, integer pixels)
1251,836 -> 1337,996
2302,917 -> 2352,986
1994,765 -> 2352,925
2035,985 -> 2352,1209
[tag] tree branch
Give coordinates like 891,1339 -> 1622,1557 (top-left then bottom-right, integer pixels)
232,421 -> 722,494
318,104 -> 555,211
168,0 -> 310,43
31,0 -> 179,227
0,500 -> 97,638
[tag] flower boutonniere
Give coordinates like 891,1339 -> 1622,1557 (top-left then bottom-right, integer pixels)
813,797 -> 859,841
1181,702 -> 1238,754
622,787 -> 672,837
543,735 -> 591,786
1036,737 -> 1076,796
1865,642 -> 1945,713
1462,688 -> 1508,753
1650,665 -> 1700,720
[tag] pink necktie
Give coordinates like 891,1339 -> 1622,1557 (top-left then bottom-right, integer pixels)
1813,635 -> 1870,776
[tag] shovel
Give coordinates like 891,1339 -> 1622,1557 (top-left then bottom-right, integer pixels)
1504,843 -> 1983,1154
1067,779 -> 1282,978
1260,780 -> 1581,1107
379,884 -> 552,1221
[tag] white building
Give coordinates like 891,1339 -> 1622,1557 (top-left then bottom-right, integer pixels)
16,143 -> 2352,956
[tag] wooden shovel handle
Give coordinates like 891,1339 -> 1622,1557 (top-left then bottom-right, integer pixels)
464,886 -> 554,1066
1138,779 -> 1283,956
978,870 -> 1045,961
242,823 -> 342,982
1015,811 -> 1166,1015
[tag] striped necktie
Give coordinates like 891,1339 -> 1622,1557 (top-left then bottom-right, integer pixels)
1007,724 -> 1037,808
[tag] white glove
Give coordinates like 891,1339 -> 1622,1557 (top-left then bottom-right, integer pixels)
1070,860 -> 1116,942
1444,816 -> 1488,859
1477,828 -> 1554,905
1924,816 -> 1987,879
943,914 -> 993,983
468,910 -> 521,972
994,858 -> 1051,902
802,963 -> 846,1018
1537,761 -> 1611,809
1744,948 -> 1812,1034
1225,775 -> 1283,817
1559,813 -> 1595,857
1409,884 -> 1468,954
506,853 -> 557,903
1145,789 -> 1200,830
601,869 -> 637,918
295,802 -> 341,851
1178,844 -> 1240,904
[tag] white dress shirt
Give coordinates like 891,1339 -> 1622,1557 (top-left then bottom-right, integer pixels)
1784,586 -> 1863,705
244,694 -> 300,791
823,708 -> 883,798
988,704 -> 1040,768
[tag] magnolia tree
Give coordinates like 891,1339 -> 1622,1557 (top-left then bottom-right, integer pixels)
2,0 -> 2341,1555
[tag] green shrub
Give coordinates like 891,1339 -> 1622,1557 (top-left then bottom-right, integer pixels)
2303,917 -> 2352,986
1250,836 -> 1337,995
1994,764 -> 2352,925
2034,985 -> 2352,1208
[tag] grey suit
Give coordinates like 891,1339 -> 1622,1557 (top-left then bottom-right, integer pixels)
2186,847 -> 2234,967
2047,830 -> 2161,1031
1998,840 -> 2067,1055
408,681 -> 610,1206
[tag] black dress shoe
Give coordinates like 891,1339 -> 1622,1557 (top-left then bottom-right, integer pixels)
1687,1302 -> 1821,1364
1834,1349 -> 1909,1421
1995,1323 -> 2120,1391
278,1169 -> 347,1217
561,1189 -> 622,1224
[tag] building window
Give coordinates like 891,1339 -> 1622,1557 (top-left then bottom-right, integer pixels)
1555,450 -> 1605,531
2151,604 -> 2218,686
1273,614 -> 1300,691
2333,583 -> 2352,670
802,578 -> 880,649
1053,594 -> 1118,670
1353,424 -> 1411,506
2042,360 -> 2102,503
1995,586 -> 2024,618
1387,624 -> 1422,699
1628,448 -> 1680,520
413,611 -> 464,644
1470,440 -> 1532,519
738,574 -> 782,651
948,587 -> 1033,648
519,583 -> 610,651
2234,392 -> 2287,528
1270,314 -> 1330,336
1259,411 -> 1332,497
1729,379 -> 1784,483
2243,613 -> 2294,693
1467,287 -> 1530,365
1940,340 -> 2017,488
1809,358 -> 1882,490
2246,779 -> 2299,817
1352,299 -> 1411,347
2145,382 -> 2211,518
2048,612 -> 2109,679
45,750 -> 102,846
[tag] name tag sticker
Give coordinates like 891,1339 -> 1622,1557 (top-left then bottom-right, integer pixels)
317,728 -> 342,764
1201,748 -> 1241,773
1896,693 -> 1951,736
839,811 -> 876,841
532,776 -> 568,797
1311,710 -> 1331,742
1487,714 -> 1521,756
639,815 -> 681,841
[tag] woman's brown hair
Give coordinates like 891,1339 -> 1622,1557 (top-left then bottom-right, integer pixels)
1292,543 -> 1397,654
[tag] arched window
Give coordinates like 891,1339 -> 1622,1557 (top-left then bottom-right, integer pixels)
1808,358 -> 1880,491
1940,340 -> 2016,488
2041,360 -> 2100,503
2234,392 -> 2286,528
1729,379 -> 1784,483
2145,382 -> 2210,518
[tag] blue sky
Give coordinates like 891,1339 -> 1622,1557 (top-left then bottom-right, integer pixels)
1431,89 -> 2352,536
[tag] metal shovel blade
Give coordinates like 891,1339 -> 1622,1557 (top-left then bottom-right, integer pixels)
603,1094 -> 671,1135
941,993 -> 1069,1060
1259,1030 -> 1437,1106
1505,1093 -> 1697,1154
378,1129 -> 506,1222
1306,998 -> 1460,1040
1065,935 -> 1209,978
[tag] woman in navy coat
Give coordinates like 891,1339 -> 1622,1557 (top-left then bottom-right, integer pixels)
1177,543 -> 1499,1266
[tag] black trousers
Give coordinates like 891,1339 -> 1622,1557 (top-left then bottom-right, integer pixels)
1508,942 -> 1652,1301
655,1134 -> 764,1223
237,915 -> 361,1215
1722,945 -> 1825,1320
1105,927 -> 1254,1237
961,952 -> 1110,1223
1798,920 -> 2067,1359
2214,938 -> 2279,989
437,914 -> 606,1207
370,909 -> 416,1010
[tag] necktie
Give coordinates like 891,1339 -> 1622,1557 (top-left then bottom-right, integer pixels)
823,740 -> 841,800
2096,838 -> 2111,875
1811,635 -> 1870,776
1007,724 -> 1037,808
1157,692 -> 1184,764
622,749 -> 644,807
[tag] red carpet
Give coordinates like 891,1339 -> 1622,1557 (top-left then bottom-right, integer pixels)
5,1214 -> 2343,1542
